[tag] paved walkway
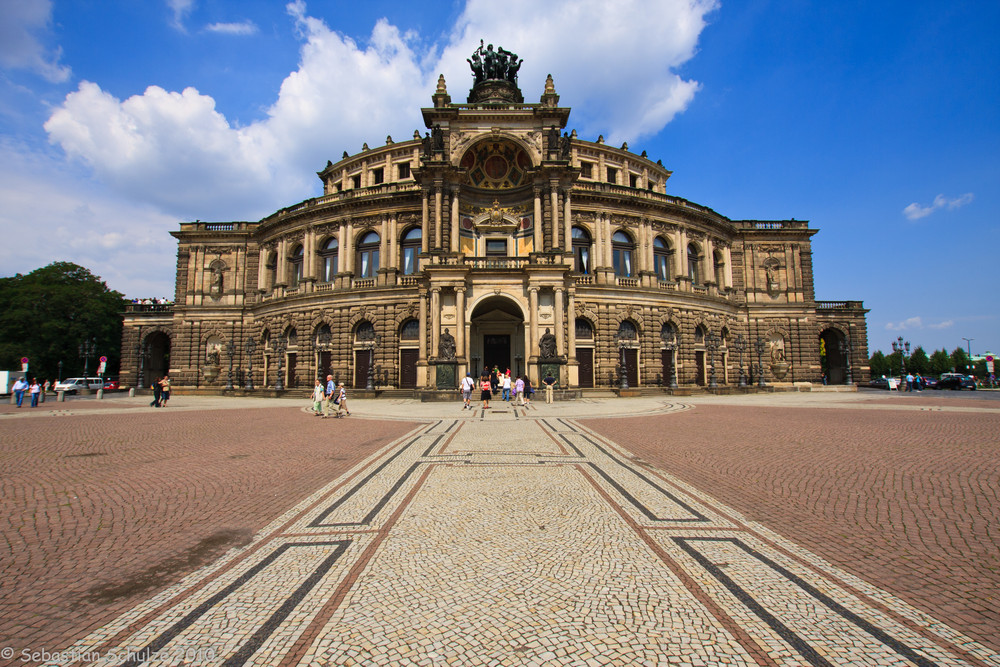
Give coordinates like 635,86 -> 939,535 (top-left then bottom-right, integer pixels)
1,392 -> 998,666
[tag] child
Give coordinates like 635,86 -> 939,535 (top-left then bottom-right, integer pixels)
312,379 -> 325,416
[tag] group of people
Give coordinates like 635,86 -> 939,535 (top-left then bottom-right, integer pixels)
130,297 -> 171,305
904,373 -> 926,392
312,375 -> 350,418
149,375 -> 172,407
10,377 -> 49,408
459,367 -> 535,410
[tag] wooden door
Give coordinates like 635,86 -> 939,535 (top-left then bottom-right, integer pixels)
354,350 -> 369,388
661,349 -> 674,386
624,348 -> 639,387
695,351 -> 705,386
399,349 -> 418,388
577,348 -> 593,388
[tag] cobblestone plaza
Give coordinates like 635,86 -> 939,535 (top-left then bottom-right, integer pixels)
1,390 -> 997,666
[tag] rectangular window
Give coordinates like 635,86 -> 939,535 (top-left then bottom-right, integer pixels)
580,162 -> 593,179
397,162 -> 411,179
485,239 -> 507,256
606,167 -> 618,184
629,173 -> 639,188
372,167 -> 384,185
351,174 -> 362,189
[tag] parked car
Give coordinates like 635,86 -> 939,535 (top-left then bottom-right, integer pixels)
935,373 -> 976,390
919,376 -> 937,389
868,377 -> 889,389
104,379 -> 120,390
53,377 -> 104,394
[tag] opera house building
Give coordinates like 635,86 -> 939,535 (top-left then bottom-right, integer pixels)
121,47 -> 868,394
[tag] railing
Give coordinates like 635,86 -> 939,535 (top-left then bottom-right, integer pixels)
124,303 -> 173,314
400,275 -> 420,286
574,275 -> 594,285
616,277 -> 639,288
464,257 -> 531,270
352,278 -> 376,289
313,282 -> 334,292
735,220 -> 810,230
817,300 -> 864,309
203,222 -> 235,231
656,280 -> 678,291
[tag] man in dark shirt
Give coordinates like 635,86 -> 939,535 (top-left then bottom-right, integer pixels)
543,371 -> 557,403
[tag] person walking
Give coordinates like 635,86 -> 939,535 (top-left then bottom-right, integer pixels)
29,379 -> 41,407
514,374 -> 525,405
543,371 -> 556,404
41,379 -> 50,403
461,372 -> 475,409
523,375 -> 533,407
480,372 -> 492,409
150,376 -> 162,407
323,374 -> 335,417
502,371 -> 512,402
334,382 -> 350,418
159,375 -> 172,406
12,377 -> 27,407
312,378 -> 325,416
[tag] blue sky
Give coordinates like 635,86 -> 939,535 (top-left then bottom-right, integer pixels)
1,0 -> 997,358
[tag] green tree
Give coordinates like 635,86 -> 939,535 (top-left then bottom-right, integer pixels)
908,346 -> 930,374
869,350 -> 888,378
929,348 -> 952,375
951,347 -> 970,374
0,262 -> 124,381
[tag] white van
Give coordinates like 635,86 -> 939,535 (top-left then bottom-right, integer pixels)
54,377 -> 104,394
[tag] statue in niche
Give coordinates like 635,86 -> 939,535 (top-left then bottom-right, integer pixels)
206,348 -> 221,367
560,132 -> 572,160
438,328 -> 456,360
539,328 -> 557,359
210,267 -> 224,298
547,125 -> 560,154
431,125 -> 445,153
763,257 -> 780,295
422,132 -> 433,158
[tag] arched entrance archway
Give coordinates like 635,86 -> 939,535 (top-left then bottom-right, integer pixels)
820,328 -> 848,384
142,331 -> 170,388
469,296 -> 525,378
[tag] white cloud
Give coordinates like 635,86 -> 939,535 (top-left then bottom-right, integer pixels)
43,0 -> 716,224
167,0 -> 196,31
928,320 -> 954,330
885,317 -> 955,331
902,193 -> 975,221
0,0 -> 70,82
206,21 -> 259,36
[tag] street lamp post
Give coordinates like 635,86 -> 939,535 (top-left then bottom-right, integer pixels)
57,360 -> 63,384
225,341 -> 235,391
705,331 -> 720,389
274,335 -> 288,391
754,337 -> 767,388
364,335 -> 380,391
244,338 -> 256,391
891,336 -> 910,379
962,337 -> 974,373
617,337 -> 629,390
839,337 -> 854,385
733,334 -> 747,388
663,335 -> 679,390
79,338 -> 97,376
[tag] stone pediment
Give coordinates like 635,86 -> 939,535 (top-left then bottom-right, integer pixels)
472,200 -> 519,233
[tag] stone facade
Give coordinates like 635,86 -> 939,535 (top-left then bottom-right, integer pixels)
121,66 -> 868,392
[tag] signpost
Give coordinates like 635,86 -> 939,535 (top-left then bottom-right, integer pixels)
21,357 -> 28,374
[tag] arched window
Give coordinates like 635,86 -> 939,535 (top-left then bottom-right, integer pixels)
694,324 -> 706,343
575,318 -> 594,340
572,226 -> 591,274
355,321 -> 376,341
401,227 -> 421,275
653,236 -> 671,282
285,327 -> 298,347
617,320 -> 638,341
265,252 -> 277,290
612,231 -> 634,277
289,245 -> 304,288
660,322 -> 678,343
320,238 -> 338,282
714,249 -> 726,286
400,319 -> 420,340
687,243 -> 700,284
356,231 -> 380,279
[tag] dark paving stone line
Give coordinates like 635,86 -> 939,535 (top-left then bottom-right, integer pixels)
115,541 -> 350,667
674,537 -> 939,667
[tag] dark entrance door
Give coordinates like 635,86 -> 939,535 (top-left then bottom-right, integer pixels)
820,329 -> 847,384
661,349 -> 674,386
287,353 -> 297,388
319,351 -> 331,380
483,335 -> 510,373
624,348 -> 639,387
695,351 -> 705,386
399,349 -> 418,388
577,347 -> 594,388
354,349 -> 370,388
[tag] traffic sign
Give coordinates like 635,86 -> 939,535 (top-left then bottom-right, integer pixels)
100,355 -> 108,362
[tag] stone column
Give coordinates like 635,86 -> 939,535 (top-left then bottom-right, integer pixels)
604,214 -> 613,267
554,287 -> 565,355
724,246 -> 733,288
193,246 -> 205,303
567,289 -> 577,357
378,217 -> 389,285
704,236 -> 716,284
275,238 -> 288,287
563,189 -> 572,254
550,180 -> 559,250
677,229 -> 688,280
389,214 -> 399,268
344,220 -> 355,276
594,213 -> 604,268
257,247 -> 267,292
456,287 -> 466,360
430,287 -> 441,358
533,187 -> 544,252
418,290 -> 428,362
434,185 -> 443,250
421,189 -> 430,254
450,187 -> 460,254
528,287 -> 539,359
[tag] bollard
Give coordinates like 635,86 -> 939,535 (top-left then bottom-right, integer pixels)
97,388 -> 104,400
128,387 -> 135,397
57,391 -> 65,402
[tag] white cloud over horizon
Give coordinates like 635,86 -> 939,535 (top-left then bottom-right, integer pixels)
205,21 -> 259,36
903,192 -> 975,221
885,316 -> 955,332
